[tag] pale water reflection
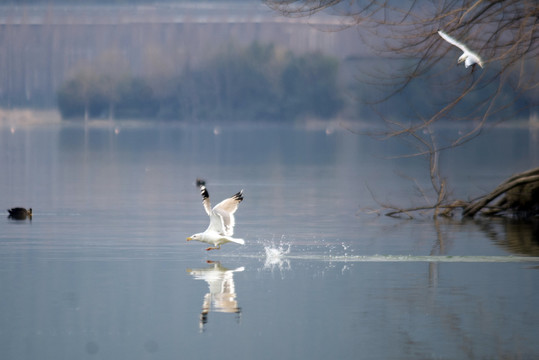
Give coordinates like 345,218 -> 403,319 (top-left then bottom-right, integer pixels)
188,260 -> 243,332
0,122 -> 538,359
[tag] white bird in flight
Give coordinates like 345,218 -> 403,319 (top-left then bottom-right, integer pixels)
438,30 -> 484,70
187,184 -> 245,251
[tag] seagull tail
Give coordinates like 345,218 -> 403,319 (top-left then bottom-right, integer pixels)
226,237 -> 245,245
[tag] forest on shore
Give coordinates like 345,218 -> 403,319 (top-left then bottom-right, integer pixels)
56,41 -> 535,123
57,43 -> 343,122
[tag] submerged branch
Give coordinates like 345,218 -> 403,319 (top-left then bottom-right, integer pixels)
373,168 -> 539,219
463,170 -> 539,218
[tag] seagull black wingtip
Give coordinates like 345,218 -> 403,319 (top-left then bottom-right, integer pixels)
233,190 -> 244,202
196,178 -> 206,188
200,186 -> 210,200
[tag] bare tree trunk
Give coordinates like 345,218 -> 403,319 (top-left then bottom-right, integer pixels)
463,168 -> 539,218
84,104 -> 89,123
376,167 -> 539,219
108,102 -> 115,121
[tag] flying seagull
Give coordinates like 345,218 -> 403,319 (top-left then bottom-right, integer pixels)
187,184 -> 245,251
438,30 -> 484,70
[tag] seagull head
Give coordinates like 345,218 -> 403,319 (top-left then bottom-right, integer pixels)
187,233 -> 202,241
457,54 -> 467,65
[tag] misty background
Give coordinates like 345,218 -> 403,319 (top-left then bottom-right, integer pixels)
1,2 -> 539,359
0,1 -> 360,121
0,1 -> 534,123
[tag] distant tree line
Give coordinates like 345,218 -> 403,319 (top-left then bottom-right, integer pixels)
57,40 -> 533,122
351,57 -> 536,123
57,42 -> 344,122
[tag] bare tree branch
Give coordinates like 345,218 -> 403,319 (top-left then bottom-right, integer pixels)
267,0 -> 539,218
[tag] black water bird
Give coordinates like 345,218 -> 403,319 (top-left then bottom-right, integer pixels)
7,207 -> 32,220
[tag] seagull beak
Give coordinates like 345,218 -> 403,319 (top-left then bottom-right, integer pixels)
186,237 -> 192,241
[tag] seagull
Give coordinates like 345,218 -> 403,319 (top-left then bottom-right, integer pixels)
7,207 -> 32,220
187,185 -> 245,251
438,30 -> 484,70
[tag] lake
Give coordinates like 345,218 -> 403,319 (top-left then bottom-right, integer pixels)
1,120 -> 538,359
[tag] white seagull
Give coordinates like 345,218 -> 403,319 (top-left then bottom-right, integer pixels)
438,30 -> 484,69
187,185 -> 245,251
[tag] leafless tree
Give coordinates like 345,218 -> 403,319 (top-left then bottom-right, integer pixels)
267,0 -> 539,218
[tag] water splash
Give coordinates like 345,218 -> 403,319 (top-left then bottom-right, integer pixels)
263,241 -> 291,271
220,249 -> 539,264
282,254 -> 539,263
264,243 -> 290,259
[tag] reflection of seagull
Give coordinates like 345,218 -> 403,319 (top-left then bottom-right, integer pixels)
7,207 -> 32,220
187,184 -> 245,251
438,30 -> 484,70
187,260 -> 244,332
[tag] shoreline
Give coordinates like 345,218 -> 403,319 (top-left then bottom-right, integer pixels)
0,108 -> 537,131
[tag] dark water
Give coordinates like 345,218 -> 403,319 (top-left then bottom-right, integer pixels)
1,121 -> 538,359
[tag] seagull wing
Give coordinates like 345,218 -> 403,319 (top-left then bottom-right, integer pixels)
206,190 -> 243,236
213,190 -> 243,215
200,186 -> 212,216
438,30 -> 471,53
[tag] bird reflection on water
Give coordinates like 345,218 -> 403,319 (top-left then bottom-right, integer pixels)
187,260 -> 244,332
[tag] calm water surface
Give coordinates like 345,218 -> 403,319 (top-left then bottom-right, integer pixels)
1,121 -> 538,359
